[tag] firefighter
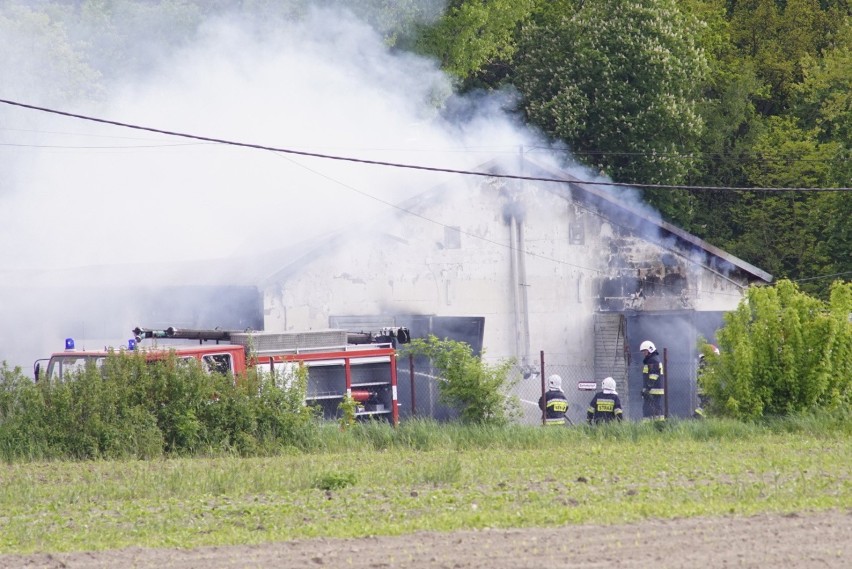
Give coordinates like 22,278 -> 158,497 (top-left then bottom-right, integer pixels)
640,340 -> 665,421
587,376 -> 623,424
539,374 -> 570,426
694,344 -> 719,418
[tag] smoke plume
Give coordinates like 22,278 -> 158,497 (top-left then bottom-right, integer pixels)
0,2 -> 551,372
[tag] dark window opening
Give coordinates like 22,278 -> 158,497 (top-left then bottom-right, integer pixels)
202,354 -> 232,374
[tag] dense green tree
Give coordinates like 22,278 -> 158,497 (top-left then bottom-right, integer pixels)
728,0 -> 841,114
0,3 -> 101,103
412,0 -> 537,89
687,1 -> 849,295
682,1 -> 761,238
741,116 -> 841,188
791,20 -> 851,182
511,0 -> 709,220
727,191 -> 832,283
721,114 -> 847,291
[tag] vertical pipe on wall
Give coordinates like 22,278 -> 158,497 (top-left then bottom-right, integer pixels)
516,145 -> 532,372
509,215 -> 523,366
517,221 -> 531,371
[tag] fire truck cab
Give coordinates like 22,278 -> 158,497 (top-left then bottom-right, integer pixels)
34,338 -> 245,382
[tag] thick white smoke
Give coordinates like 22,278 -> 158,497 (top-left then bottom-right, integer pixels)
0,3 -> 547,372
3,7 -> 528,268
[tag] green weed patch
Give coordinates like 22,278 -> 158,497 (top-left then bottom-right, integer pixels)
0,421 -> 848,554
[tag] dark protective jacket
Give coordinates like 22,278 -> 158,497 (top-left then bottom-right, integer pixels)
642,351 -> 665,396
694,355 -> 709,418
539,389 -> 569,425
587,392 -> 624,424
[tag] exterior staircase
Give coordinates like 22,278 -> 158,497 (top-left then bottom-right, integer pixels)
594,312 -> 629,409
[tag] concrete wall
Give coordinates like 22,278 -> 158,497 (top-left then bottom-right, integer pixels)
263,177 -> 750,373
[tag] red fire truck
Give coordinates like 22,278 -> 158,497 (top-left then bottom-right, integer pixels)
34,326 -> 410,425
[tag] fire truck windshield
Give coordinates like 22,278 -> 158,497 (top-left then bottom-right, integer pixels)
42,351 -> 234,381
45,355 -> 107,381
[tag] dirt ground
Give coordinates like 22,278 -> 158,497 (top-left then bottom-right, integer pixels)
3,509 -> 849,569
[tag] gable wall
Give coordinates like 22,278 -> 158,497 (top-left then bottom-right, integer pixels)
263,178 -> 749,375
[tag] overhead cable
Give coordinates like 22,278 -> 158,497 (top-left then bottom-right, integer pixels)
1,98 -> 850,193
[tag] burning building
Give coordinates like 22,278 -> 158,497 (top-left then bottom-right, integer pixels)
2,158 -> 771,423
259,158 -> 772,422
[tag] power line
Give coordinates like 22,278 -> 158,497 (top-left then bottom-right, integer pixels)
526,145 -> 850,164
4,126 -> 846,163
268,151 -> 604,275
2,98 -> 850,193
0,142 -> 205,150
0,97 -> 757,299
271,151 -> 752,299
793,271 -> 852,283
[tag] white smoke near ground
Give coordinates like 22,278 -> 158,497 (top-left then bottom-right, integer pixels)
0,3 -> 554,372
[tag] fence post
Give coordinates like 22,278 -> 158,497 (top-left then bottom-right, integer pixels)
663,347 -> 669,419
409,353 -> 416,416
540,350 -> 546,426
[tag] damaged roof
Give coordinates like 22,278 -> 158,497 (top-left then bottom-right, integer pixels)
524,160 -> 774,284
259,156 -> 773,286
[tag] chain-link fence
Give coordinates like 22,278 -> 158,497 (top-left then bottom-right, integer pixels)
395,351 -> 704,425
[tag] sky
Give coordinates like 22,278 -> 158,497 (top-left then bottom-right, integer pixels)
0,2 -> 559,371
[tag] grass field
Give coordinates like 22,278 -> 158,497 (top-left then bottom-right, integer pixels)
1,417 -> 849,554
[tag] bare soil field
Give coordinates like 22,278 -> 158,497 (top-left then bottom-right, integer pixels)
3,509 -> 849,569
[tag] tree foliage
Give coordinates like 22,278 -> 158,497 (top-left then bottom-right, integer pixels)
511,0 -> 709,219
401,335 -> 519,426
0,3 -> 101,104
412,0 -> 537,89
701,280 -> 852,420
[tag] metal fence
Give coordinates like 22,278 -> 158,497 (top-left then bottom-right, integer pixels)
395,351 -> 704,425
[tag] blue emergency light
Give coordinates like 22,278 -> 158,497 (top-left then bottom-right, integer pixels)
65,338 -> 75,351
128,339 -> 137,351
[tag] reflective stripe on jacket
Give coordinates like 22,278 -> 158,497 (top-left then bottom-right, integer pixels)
539,390 -> 569,422
643,352 -> 665,395
586,392 -> 623,424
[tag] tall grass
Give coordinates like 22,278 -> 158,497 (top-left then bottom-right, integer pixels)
0,422 -> 848,554
1,357 -> 849,553
3,354 -> 850,463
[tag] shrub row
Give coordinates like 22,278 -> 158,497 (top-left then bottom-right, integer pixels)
0,352 -> 317,461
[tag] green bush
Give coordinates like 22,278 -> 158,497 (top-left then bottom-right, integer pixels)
0,351 -> 318,461
401,335 -> 519,426
702,279 -> 852,420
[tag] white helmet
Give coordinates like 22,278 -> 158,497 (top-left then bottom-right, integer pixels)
640,340 -> 656,353
601,377 -> 617,394
547,374 -> 563,391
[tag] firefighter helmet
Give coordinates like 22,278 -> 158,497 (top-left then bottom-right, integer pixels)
601,377 -> 617,394
640,340 -> 656,353
547,374 -> 563,391
699,344 -> 720,363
